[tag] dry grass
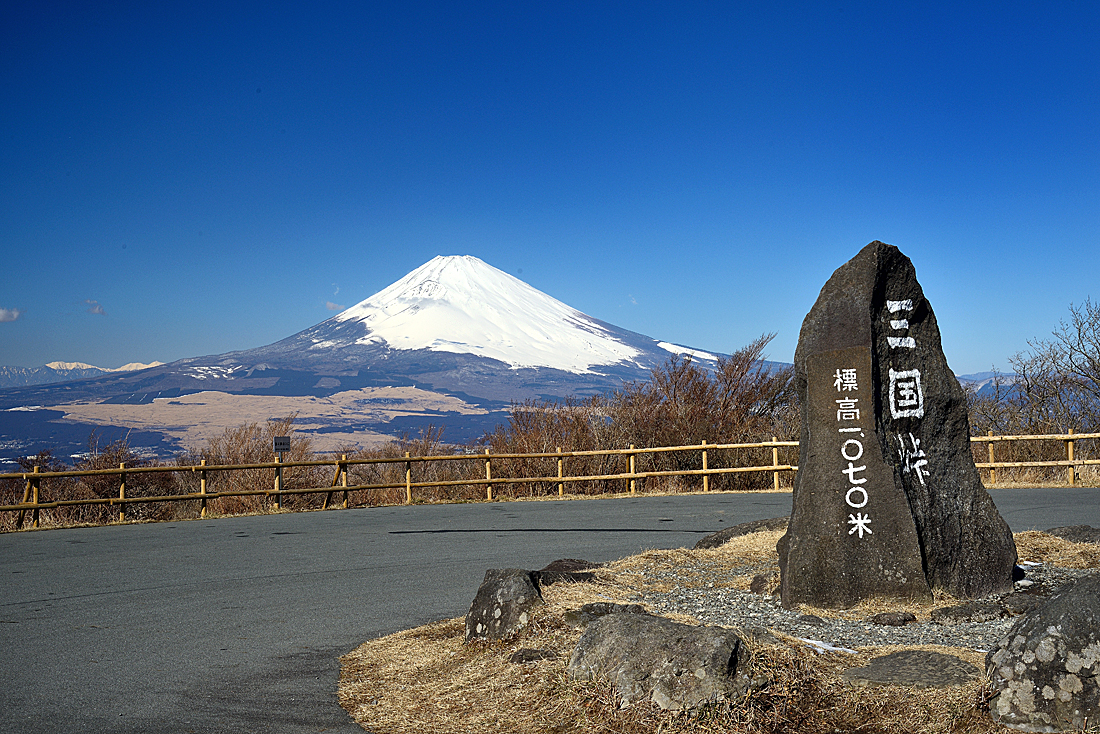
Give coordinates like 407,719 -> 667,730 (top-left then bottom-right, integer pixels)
1014,530 -> 1100,568
338,529 -> 1100,734
338,581 -> 622,734
339,609 -> 1005,734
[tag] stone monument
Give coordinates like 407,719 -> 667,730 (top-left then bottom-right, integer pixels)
777,241 -> 1017,608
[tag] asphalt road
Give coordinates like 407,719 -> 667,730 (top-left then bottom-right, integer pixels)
1,488 -> 1096,733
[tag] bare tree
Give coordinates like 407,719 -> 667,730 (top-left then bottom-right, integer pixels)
1009,298 -> 1100,433
966,300 -> 1100,482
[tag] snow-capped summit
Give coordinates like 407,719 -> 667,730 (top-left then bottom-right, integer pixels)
325,255 -> 645,373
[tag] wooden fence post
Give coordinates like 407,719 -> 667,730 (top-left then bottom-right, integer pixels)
485,448 -> 493,501
1067,429 -> 1076,486
31,467 -> 39,528
274,454 -> 283,509
118,463 -> 126,523
772,436 -> 781,491
199,459 -> 207,518
17,466 -> 39,529
341,454 -> 349,508
701,440 -> 709,492
629,445 -> 636,495
557,447 -> 564,497
988,430 -> 996,486
405,452 -> 412,504
323,454 -> 347,511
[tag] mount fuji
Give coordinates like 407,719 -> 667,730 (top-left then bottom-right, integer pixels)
260,255 -> 719,378
0,256 -> 730,461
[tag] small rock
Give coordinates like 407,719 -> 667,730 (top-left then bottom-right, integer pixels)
694,517 -> 789,550
931,600 -> 1008,624
796,614 -> 826,627
743,626 -> 783,646
1045,525 -> 1100,544
464,568 -> 543,642
844,650 -> 979,688
508,648 -> 558,664
868,612 -> 916,626
749,574 -> 772,595
1001,592 -> 1045,616
537,558 -> 601,586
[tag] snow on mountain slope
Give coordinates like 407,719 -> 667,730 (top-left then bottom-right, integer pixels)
46,361 -> 164,372
330,255 -> 643,373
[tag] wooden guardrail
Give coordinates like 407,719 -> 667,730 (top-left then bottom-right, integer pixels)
1,439 -> 798,528
972,429 -> 1100,486
3,431 -> 1097,529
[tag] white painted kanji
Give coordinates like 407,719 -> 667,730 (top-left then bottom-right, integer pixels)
833,368 -> 858,391
848,513 -> 873,538
835,397 -> 860,422
896,432 -> 930,485
888,368 -> 924,419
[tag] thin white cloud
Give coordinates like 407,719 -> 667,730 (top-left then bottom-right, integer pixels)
0,307 -> 23,322
326,301 -> 346,311
85,299 -> 106,315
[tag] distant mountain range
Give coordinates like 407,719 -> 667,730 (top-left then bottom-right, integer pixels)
0,361 -> 164,389
0,256 -> 744,466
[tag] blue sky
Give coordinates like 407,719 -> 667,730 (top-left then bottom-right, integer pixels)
2,2 -> 1097,375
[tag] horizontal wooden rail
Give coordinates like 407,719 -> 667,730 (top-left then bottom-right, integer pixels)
969,431 -> 1100,442
0,440 -> 801,482
976,459 -> 1100,469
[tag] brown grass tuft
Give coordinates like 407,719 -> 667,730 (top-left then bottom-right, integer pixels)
1013,530 -> 1100,568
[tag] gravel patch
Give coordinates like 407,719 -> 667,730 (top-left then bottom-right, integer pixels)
627,559 -> 1093,651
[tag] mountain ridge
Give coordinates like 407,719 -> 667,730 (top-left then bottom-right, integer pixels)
0,361 -> 164,389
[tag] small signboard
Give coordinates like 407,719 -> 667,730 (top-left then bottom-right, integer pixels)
273,436 -> 291,453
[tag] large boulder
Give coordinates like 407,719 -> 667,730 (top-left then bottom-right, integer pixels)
567,613 -> 750,710
778,241 -> 1017,608
987,573 -> 1100,731
464,568 -> 543,642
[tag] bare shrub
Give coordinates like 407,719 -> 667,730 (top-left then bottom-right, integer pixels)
483,397 -> 623,498
604,335 -> 797,492
484,335 -> 799,497
339,425 -> 487,506
194,414 -> 326,515
0,450 -> 74,531
69,434 -> 182,523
